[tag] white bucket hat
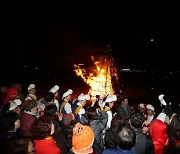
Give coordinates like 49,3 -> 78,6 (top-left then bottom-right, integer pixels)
9,99 -> 22,111
62,89 -> 73,99
49,85 -> 59,93
78,93 -> 90,101
27,84 -> 35,91
146,104 -> 155,111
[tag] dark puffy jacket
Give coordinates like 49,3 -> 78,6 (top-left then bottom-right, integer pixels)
133,128 -> 155,154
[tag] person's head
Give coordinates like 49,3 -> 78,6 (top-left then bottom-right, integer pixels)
0,112 -> 20,133
1,86 -> 7,93
169,114 -> 180,141
49,85 -> 59,98
44,92 -> 54,103
2,137 -> 35,154
105,95 -> 117,109
146,104 -> 155,116
44,104 -> 57,116
9,99 -> 22,115
111,113 -> 125,127
115,125 -> 136,150
159,94 -> 172,117
130,112 -> 145,128
138,103 -> 146,113
85,107 -> 98,124
78,93 -> 90,106
11,83 -> 22,93
120,95 -> 128,107
31,115 -> 55,140
27,84 -> 36,95
6,88 -> 18,98
72,123 -> 94,154
62,89 -> 73,102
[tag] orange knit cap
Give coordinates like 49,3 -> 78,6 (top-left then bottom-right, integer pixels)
72,123 -> 94,154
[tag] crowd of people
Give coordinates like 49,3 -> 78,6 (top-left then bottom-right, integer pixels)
0,82 -> 180,154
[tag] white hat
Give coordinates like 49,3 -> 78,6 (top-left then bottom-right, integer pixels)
49,85 -> 59,93
105,95 -> 117,103
9,99 -> 22,111
27,84 -> 35,91
62,89 -> 73,99
78,93 -> 90,101
156,112 -> 166,123
158,94 -> 167,106
146,104 -> 155,111
138,103 -> 146,109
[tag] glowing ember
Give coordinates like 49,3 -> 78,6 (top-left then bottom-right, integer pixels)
74,56 -> 114,99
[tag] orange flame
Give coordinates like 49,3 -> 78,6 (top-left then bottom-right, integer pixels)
74,56 -> 114,99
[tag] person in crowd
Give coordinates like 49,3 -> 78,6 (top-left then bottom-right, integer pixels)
71,122 -> 95,154
104,113 -> 125,149
3,88 -> 19,103
19,100 -> 38,137
11,83 -> 25,102
9,99 -> 22,115
81,100 -> 108,154
59,89 -> 73,115
0,112 -> 20,150
72,93 -> 90,120
38,91 -> 55,116
146,104 -> 156,123
31,115 -> 61,154
49,85 -> 60,111
148,118 -> 168,154
130,112 -> 154,154
138,103 -> 147,118
58,114 -> 77,154
164,114 -> 180,153
103,124 -> 136,154
0,99 -> 22,116
44,103 -> 63,128
102,94 -> 117,129
25,84 -> 37,101
118,95 -> 133,124
158,94 -> 172,119
1,137 -> 35,154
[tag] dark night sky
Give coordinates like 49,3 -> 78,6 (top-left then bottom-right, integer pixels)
1,1 -> 180,87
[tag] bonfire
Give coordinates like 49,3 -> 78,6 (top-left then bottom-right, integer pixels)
74,56 -> 114,100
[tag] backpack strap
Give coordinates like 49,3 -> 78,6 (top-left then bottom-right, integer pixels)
74,106 -> 83,115
104,106 -> 110,112
59,101 -> 67,113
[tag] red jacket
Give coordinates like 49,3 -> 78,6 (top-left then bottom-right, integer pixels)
149,119 -> 168,154
34,137 -> 61,154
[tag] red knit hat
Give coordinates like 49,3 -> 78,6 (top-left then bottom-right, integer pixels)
72,123 -> 94,154
3,88 -> 18,103
7,88 -> 18,96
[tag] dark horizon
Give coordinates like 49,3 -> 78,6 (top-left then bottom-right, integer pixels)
1,1 -> 180,106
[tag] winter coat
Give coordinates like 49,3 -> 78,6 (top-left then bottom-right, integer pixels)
19,111 -> 37,137
118,105 -> 133,123
133,127 -> 154,154
148,119 -> 168,154
90,110 -> 108,154
34,137 -> 61,154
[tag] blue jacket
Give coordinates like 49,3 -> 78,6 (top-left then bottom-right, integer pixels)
103,146 -> 136,154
